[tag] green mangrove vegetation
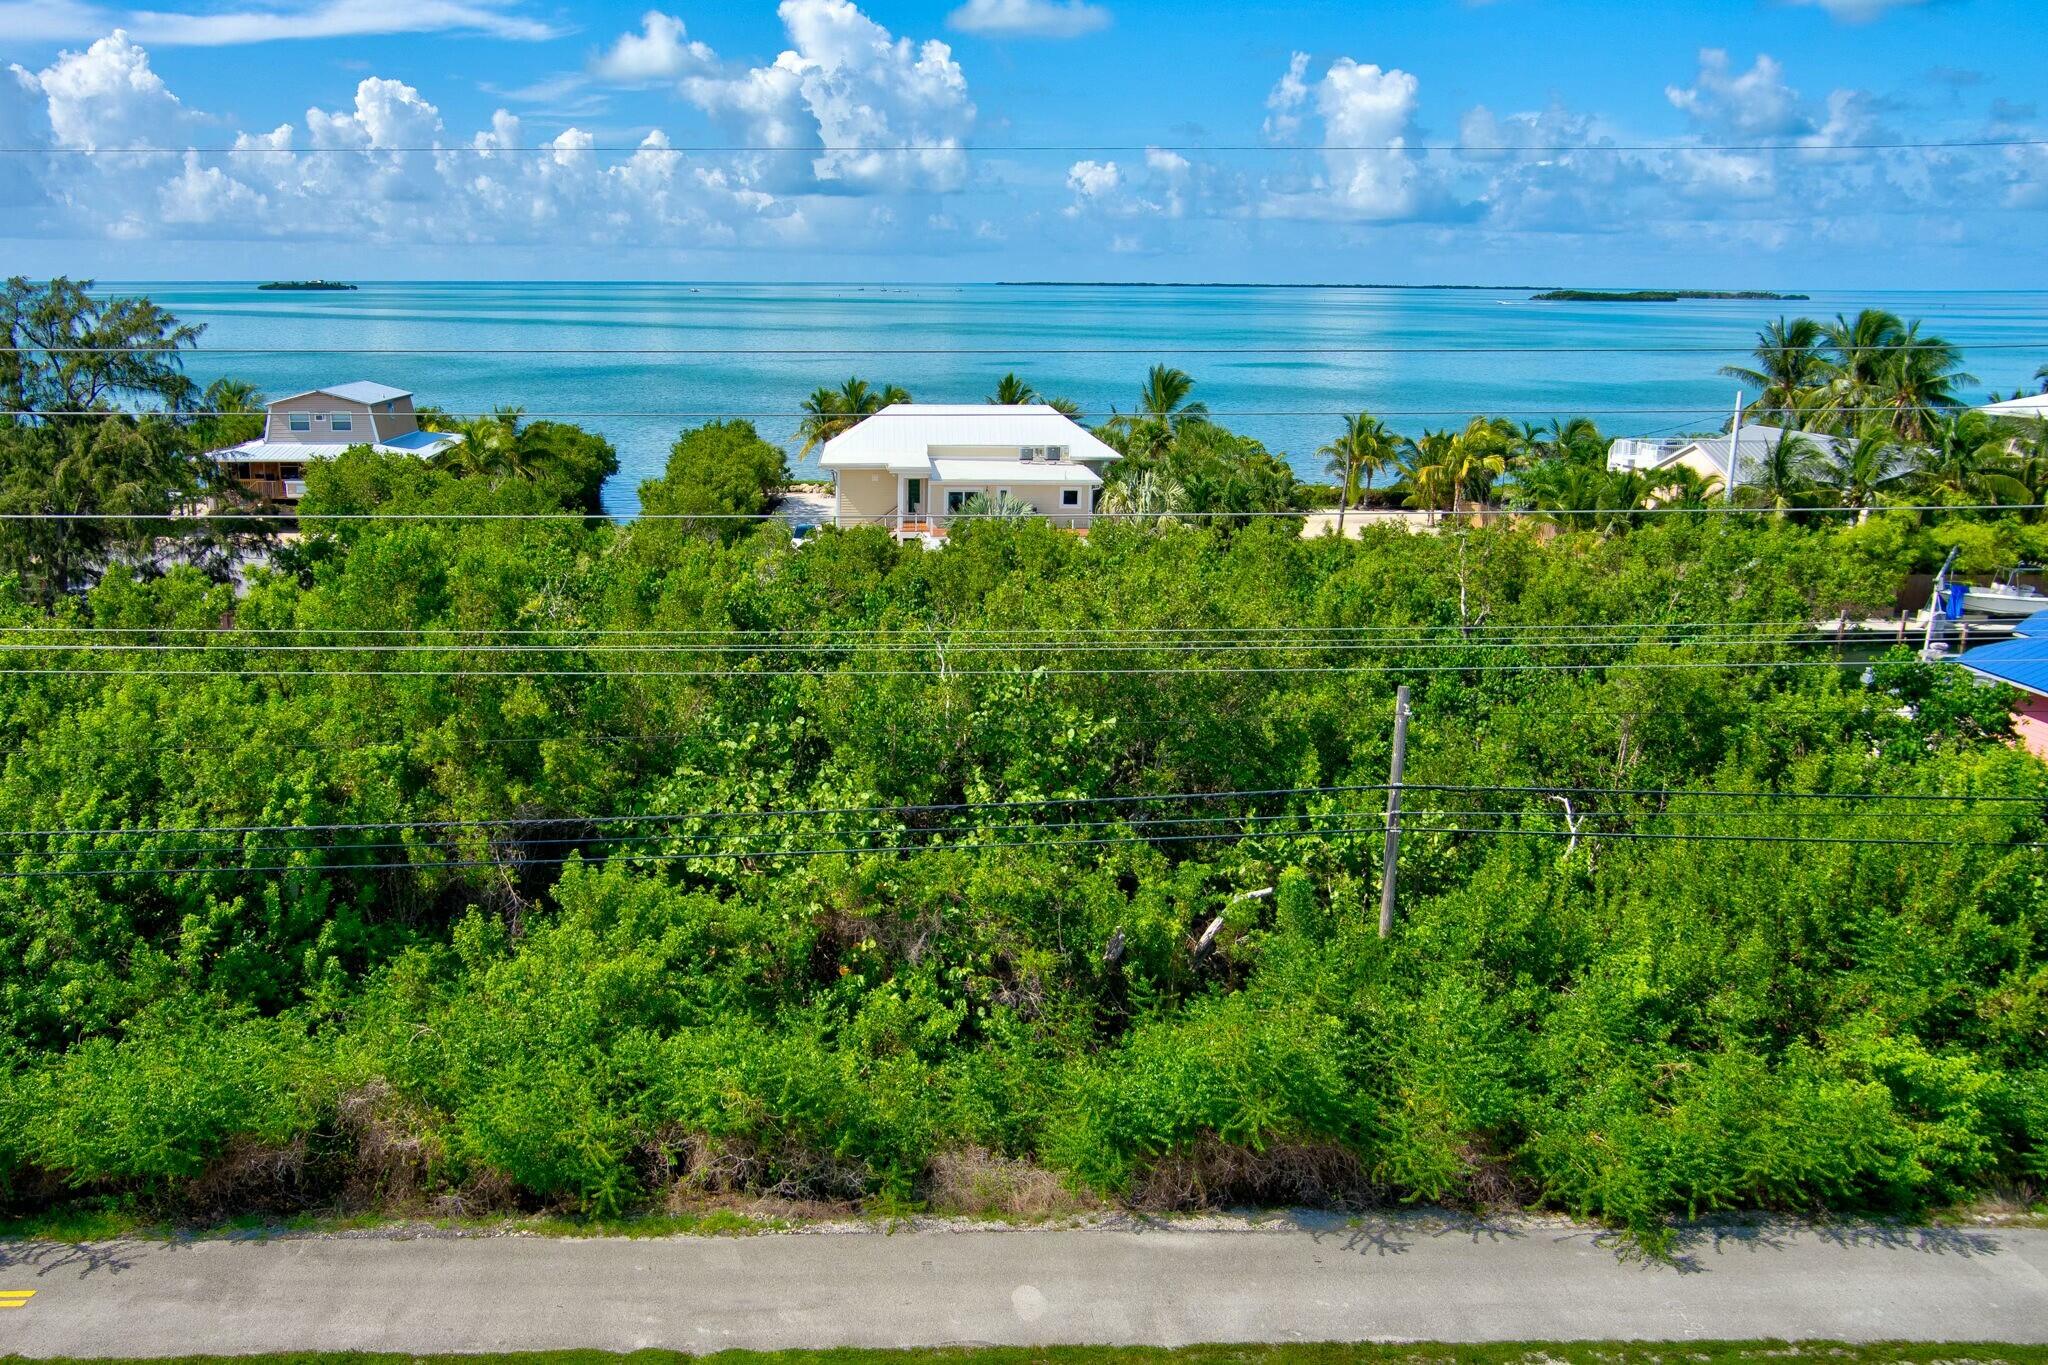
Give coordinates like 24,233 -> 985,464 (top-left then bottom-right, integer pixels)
0,280 -> 2045,1242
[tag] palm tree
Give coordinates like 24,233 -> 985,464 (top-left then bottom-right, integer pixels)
1868,321 -> 1975,442
956,491 -> 1034,520
986,372 -> 1082,417
1722,317 -> 1828,426
1516,460 -> 1640,533
1104,365 -> 1207,463
989,373 -> 1034,405
1135,365 -> 1207,428
1428,417 -> 1514,515
1918,410 -> 2030,507
1807,425 -> 1914,520
797,377 -> 910,458
2035,362 -> 2048,395
441,405 -> 526,478
1544,415 -> 1607,465
1394,430 -> 1457,519
1654,465 -> 1724,508
191,377 -> 266,451
2009,418 -> 2048,506
1736,430 -> 1822,518
1099,469 -> 1187,527
1317,412 -> 1399,536
201,377 -> 264,416
1815,308 -> 1905,433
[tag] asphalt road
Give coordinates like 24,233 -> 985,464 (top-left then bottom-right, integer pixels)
2,1216 -> 2045,1356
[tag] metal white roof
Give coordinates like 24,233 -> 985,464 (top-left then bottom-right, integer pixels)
928,457 -> 1101,486
820,404 -> 1121,469
1981,394 -> 2048,419
270,381 -> 413,407
210,434 -> 462,463
1649,425 -> 1844,481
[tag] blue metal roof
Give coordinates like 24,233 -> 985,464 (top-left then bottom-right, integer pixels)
2013,609 -> 2048,638
378,429 -> 461,453
1956,634 -> 2048,698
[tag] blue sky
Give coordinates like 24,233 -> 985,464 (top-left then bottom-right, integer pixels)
1,0 -> 2043,284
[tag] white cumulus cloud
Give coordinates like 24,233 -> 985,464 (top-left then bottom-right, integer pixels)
591,11 -> 715,84
1261,55 -> 1424,220
1065,159 -> 1120,197
21,29 -> 191,150
1666,49 -> 1809,139
684,0 -> 975,194
946,0 -> 1111,39
1263,51 -> 1310,140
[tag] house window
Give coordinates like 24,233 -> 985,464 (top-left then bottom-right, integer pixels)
947,490 -> 970,513
288,412 -> 311,432
331,412 -> 353,432
1061,488 -> 1080,507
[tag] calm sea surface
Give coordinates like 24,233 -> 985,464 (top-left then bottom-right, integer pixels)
112,282 -> 2048,516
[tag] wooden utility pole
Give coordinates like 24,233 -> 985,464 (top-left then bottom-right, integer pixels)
1379,685 -> 1411,939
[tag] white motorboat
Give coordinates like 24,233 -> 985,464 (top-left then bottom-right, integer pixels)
1962,568 -> 2048,616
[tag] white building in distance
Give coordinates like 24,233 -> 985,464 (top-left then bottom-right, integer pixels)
821,404 -> 1121,533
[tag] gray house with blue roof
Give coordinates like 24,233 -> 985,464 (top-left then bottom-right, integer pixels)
209,381 -> 464,503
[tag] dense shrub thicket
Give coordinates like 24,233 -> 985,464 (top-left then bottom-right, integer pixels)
0,436 -> 2045,1240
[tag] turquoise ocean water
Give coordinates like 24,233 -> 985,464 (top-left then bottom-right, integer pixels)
116,282 -> 2048,517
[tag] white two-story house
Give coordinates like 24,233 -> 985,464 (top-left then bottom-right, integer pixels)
209,381 -> 464,503
820,404 -> 1121,533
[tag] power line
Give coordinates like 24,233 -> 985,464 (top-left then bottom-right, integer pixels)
6,139 -> 2045,153
3,778 -> 2029,845
5,404 -> 2020,418
8,343 -> 2046,355
0,617 -> 1824,637
0,654 -> 2003,681
4,817 -> 2040,884
18,801 -> 2032,868
0,782 -> 1395,842
0,631 -> 1885,656
7,502 -> 2048,521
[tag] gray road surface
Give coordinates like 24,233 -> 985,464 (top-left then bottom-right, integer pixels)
3,1217 -> 2045,1357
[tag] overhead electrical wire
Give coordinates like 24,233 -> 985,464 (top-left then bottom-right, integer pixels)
0,654 -> 1986,680
7,139 -> 2045,153
3,816 -> 2041,883
0,617 -> 1826,637
7,342 -> 2044,355
6,502 -> 2048,521
1,779 -> 2033,845
4,404 -> 2024,419
11,802 -> 2034,868
0,630 -> 1893,656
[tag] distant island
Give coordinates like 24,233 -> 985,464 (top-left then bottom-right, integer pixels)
257,280 -> 358,291
997,281 -> 1547,290
1531,289 -> 1809,302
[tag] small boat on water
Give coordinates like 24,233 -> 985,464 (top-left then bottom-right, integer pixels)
1962,567 -> 2048,616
